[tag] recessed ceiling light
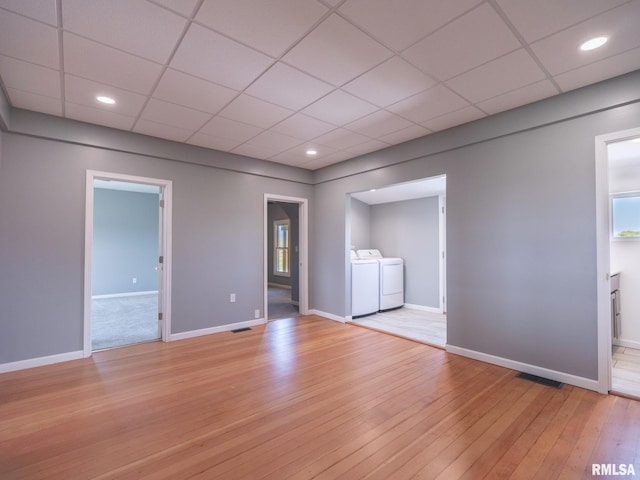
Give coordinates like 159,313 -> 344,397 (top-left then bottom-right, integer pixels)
306,149 -> 317,156
96,95 -> 116,105
370,189 -> 376,192
631,138 -> 640,143
580,36 -> 608,51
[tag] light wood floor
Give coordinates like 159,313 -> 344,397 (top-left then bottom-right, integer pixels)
612,345 -> 640,398
1,315 -> 639,479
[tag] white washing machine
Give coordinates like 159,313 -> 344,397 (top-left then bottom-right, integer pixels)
350,250 -> 379,317
357,249 -> 404,311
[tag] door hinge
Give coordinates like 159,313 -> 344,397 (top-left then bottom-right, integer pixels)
159,255 -> 164,264
158,312 -> 163,321
160,199 -> 165,208
442,251 -> 445,259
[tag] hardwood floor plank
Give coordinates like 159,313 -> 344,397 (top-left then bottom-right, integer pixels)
1,315 -> 639,480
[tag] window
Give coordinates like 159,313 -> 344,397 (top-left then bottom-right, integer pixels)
611,192 -> 640,239
274,219 -> 290,276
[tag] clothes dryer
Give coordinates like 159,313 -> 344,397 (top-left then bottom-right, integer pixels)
356,249 -> 404,311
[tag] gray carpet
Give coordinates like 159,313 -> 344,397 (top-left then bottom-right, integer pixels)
91,294 -> 159,350
268,285 -> 299,320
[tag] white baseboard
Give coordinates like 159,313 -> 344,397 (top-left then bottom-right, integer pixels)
0,350 -> 84,374
169,318 -> 266,342
446,344 -> 600,393
403,303 -> 443,314
308,309 -> 346,323
613,338 -> 640,349
92,290 -> 158,299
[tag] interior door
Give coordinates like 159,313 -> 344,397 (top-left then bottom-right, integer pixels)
157,187 -> 164,339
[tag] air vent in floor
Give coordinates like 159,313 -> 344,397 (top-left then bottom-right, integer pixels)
231,327 -> 252,333
516,372 -> 563,389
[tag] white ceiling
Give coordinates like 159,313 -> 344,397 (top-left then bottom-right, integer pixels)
1,0 -> 639,170
94,179 -> 160,193
351,175 -> 446,205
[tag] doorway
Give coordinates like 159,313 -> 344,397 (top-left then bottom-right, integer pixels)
596,127 -> 640,395
84,171 -> 172,355
264,194 -> 308,321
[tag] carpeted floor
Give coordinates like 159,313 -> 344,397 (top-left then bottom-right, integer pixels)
91,294 -> 160,350
268,285 -> 299,320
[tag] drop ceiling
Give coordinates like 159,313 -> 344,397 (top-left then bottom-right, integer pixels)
1,0 -> 639,170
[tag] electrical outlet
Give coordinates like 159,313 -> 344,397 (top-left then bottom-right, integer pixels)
254,309 -> 260,318
230,293 -> 236,303
132,277 -> 137,284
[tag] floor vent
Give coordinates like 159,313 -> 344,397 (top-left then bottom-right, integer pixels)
231,327 -> 252,333
516,372 -> 563,389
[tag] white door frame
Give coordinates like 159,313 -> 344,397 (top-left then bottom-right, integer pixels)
264,194 -> 309,321
595,126 -> 640,393
439,193 -> 447,314
84,170 -> 173,357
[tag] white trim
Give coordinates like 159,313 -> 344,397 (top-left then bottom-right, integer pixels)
595,127 -> 640,395
0,351 -> 84,374
613,338 -> 640,350
169,318 -> 265,342
264,194 -> 309,322
84,170 -> 173,358
403,303 -> 443,314
92,290 -> 158,299
439,193 -> 447,314
446,344 -> 600,392
309,309 -> 347,323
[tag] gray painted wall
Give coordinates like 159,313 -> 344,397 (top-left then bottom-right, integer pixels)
0,116 -> 312,364
349,198 -> 370,251
93,188 -> 159,296
311,70 -> 640,381
370,197 -> 440,308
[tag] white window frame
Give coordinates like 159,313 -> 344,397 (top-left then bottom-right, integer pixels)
274,219 -> 290,277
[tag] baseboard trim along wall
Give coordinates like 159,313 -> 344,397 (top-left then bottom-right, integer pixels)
309,309 -> 346,323
169,318 -> 266,342
92,290 -> 159,299
0,350 -> 84,374
614,338 -> 640,350
404,303 -> 443,314
446,344 -> 600,393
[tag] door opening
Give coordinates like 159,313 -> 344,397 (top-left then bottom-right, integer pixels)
84,171 -> 172,355
264,194 -> 308,322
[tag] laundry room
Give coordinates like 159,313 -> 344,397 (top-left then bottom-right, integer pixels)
347,176 -> 447,347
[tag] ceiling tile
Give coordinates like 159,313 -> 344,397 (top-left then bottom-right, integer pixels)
270,113 -> 336,140
134,118 -> 194,142
271,143 -> 339,165
445,49 -> 546,103
530,1 -> 640,76
196,0 -> 328,57
387,84 -> 469,123
553,46 -> 640,92
154,68 -> 238,114
7,88 -> 61,116
245,130 -> 303,153
65,74 -> 147,117
65,102 -> 136,131
62,0 -> 188,64
308,149 -> 354,165
199,116 -> 262,142
141,98 -> 212,131
313,128 -> 371,149
343,56 -> 436,107
147,0 -> 199,17
0,0 -> 57,25
495,0 -> 630,43
231,142 -> 278,160
282,14 -> 392,86
421,105 -> 486,131
476,80 -> 558,115
64,33 -> 163,94
378,124 -> 430,144
345,110 -> 414,138
218,94 -> 294,129
245,63 -> 334,110
0,9 -> 58,69
339,0 -> 483,51
0,55 -> 60,98
344,138 -> 389,156
302,89 -> 378,125
402,3 -> 521,81
171,23 -> 273,90
187,132 -> 243,152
